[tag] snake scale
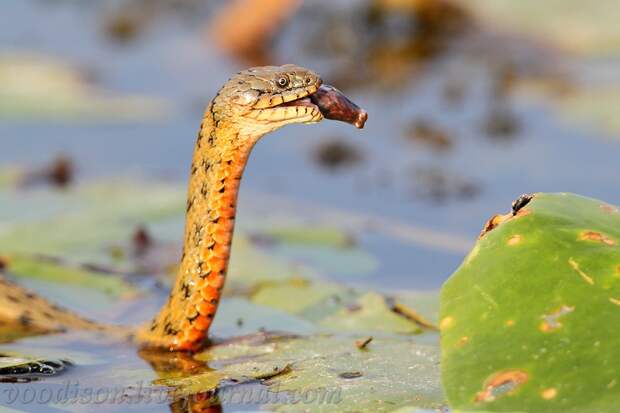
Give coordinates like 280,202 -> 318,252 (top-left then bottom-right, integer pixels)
0,64 -> 367,352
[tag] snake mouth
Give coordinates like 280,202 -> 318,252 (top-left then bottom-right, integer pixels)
276,85 -> 368,129
278,95 -> 320,112
246,84 -> 367,129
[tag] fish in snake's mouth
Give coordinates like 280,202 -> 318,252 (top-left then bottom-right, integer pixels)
279,85 -> 368,129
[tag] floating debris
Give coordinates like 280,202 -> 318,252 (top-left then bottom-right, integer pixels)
405,119 -> 453,152
312,139 -> 363,171
18,155 -> 75,190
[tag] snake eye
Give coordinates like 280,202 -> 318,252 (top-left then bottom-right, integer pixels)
276,76 -> 289,88
305,76 -> 313,85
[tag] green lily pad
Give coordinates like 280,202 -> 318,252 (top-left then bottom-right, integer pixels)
155,333 -> 445,412
4,254 -> 133,298
441,193 -> 620,412
319,292 -> 421,335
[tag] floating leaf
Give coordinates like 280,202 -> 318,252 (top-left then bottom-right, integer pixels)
159,333 -> 446,412
441,193 -> 620,412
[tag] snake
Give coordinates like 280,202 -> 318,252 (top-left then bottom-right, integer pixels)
0,64 -> 367,352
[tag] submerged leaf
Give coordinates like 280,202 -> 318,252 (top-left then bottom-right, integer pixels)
4,254 -> 134,298
162,333 -> 446,412
0,54 -> 167,120
462,0 -> 620,55
258,226 -> 354,248
319,292 -> 421,334
250,278 -> 345,315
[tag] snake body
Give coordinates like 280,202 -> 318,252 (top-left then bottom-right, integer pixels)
0,65 -> 366,352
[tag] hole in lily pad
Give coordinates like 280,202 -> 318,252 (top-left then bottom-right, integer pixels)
540,305 -> 574,332
475,369 -> 529,403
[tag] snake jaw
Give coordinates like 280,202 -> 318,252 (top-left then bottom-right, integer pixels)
242,83 -> 325,126
246,105 -> 323,125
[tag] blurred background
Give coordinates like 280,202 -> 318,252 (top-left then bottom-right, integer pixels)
2,0 -> 620,289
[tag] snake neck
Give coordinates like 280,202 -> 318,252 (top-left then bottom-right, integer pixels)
139,104 -> 263,351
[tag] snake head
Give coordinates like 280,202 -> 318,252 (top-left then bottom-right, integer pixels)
214,64 -> 324,132
212,64 -> 368,136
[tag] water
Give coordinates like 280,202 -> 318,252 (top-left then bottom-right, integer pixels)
1,1 -> 620,411
3,0 -> 620,289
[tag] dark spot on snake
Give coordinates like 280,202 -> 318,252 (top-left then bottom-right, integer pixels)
6,295 -> 19,303
164,322 -> 177,336
181,283 -> 191,299
193,225 -> 203,245
218,187 -> 225,193
19,312 -> 33,327
188,313 -> 199,323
